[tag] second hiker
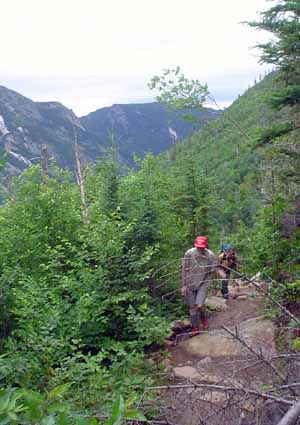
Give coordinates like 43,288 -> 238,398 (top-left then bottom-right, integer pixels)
219,243 -> 238,299
181,236 -> 226,332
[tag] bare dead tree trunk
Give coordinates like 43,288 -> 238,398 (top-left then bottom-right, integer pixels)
40,144 -> 49,184
72,118 -> 89,225
277,400 -> 300,425
208,94 -> 251,142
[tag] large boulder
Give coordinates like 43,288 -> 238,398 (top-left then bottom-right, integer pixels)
181,317 -> 276,358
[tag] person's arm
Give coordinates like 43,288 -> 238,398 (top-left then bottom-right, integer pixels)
217,267 -> 227,279
210,252 -> 227,281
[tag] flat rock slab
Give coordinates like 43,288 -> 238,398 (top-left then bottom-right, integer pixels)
206,296 -> 228,311
174,366 -> 222,383
181,317 -> 276,358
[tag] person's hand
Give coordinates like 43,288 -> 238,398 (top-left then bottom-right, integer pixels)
219,269 -> 227,279
181,285 -> 188,296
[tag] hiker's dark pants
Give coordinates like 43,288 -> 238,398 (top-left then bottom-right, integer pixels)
221,270 -> 230,298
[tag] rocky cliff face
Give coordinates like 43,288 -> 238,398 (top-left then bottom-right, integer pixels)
0,85 -> 219,175
0,86 -> 103,174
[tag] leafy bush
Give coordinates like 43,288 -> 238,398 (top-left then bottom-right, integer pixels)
0,163 -> 169,413
292,337 -> 300,352
0,385 -> 96,424
273,281 -> 300,305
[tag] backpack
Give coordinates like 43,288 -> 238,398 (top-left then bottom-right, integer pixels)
220,245 -> 236,269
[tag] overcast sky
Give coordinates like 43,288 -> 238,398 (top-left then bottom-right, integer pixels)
0,0 -> 272,116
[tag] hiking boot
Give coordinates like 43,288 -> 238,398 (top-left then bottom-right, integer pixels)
191,327 -> 199,336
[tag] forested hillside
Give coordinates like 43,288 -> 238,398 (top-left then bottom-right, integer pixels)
157,72 -> 277,242
0,0 -> 300,423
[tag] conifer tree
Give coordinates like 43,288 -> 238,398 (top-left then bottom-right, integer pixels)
249,0 -> 300,143
248,0 -> 300,282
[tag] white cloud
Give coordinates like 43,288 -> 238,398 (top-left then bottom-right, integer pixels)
0,0 -> 272,115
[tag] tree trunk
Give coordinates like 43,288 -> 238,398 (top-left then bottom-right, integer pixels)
40,144 -> 49,183
72,118 -> 89,225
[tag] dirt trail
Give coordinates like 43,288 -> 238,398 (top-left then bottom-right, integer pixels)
143,284 -> 282,425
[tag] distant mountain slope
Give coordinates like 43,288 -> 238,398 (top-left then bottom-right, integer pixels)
0,85 -> 219,175
0,86 -> 104,175
80,103 -> 218,162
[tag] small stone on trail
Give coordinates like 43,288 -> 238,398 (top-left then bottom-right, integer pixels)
196,356 -> 212,366
237,295 -> 248,300
173,366 -> 200,380
174,365 -> 228,384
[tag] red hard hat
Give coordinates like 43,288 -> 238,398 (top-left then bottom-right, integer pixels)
194,236 -> 207,248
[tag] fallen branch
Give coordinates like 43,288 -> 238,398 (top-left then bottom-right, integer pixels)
80,413 -> 177,425
226,267 -> 300,327
276,400 -> 300,425
200,392 -> 252,424
143,384 -> 294,406
272,354 -> 300,360
267,383 -> 300,393
222,325 -> 286,383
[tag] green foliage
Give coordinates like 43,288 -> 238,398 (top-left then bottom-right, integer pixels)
254,122 -> 293,146
266,86 -> 300,110
248,0 -> 300,85
273,281 -> 300,305
292,337 -> 300,352
244,0 -> 300,298
1,1 -> 300,415
0,387 -> 24,424
248,0 -> 300,173
149,67 -> 209,111
1,71 -> 295,421
0,152 -> 7,173
86,157 -> 120,216
0,161 -> 168,412
0,385 -> 96,424
106,394 -> 146,425
0,165 -> 81,275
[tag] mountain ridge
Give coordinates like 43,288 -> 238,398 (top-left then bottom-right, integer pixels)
0,85 -> 219,175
